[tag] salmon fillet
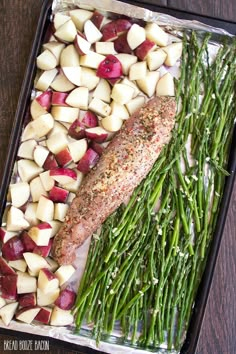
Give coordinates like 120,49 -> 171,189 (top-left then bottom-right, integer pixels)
52,96 -> 176,264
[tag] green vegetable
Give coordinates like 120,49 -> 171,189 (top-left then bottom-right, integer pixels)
74,32 -> 236,350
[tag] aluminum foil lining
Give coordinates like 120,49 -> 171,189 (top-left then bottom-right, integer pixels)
1,1 -> 234,354
52,0 -> 234,37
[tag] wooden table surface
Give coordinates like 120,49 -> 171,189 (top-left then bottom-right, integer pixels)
0,1 -> 235,353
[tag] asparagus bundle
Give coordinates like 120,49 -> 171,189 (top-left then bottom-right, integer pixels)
74,32 -> 236,350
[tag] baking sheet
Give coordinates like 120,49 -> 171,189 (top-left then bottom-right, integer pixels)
0,0 -> 235,353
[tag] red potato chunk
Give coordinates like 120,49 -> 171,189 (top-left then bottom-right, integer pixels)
0,257 -> 16,275
54,287 -> 76,310
0,274 -> 18,300
97,55 -> 122,79
36,91 -> 52,111
77,148 -> 100,173
2,236 -> 25,261
18,293 -> 37,308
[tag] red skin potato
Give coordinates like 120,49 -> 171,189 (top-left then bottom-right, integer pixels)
107,77 -> 121,86
33,238 -> 53,257
114,32 -> 132,54
77,148 -> 100,173
2,236 -> 25,261
101,21 -> 118,42
35,222 -> 52,230
15,305 -> 40,319
36,91 -> 52,111
90,11 -> 105,29
49,186 -> 69,203
50,168 -> 77,180
89,141 -> 104,156
54,288 -> 76,310
68,118 -> 86,140
101,19 -> 132,41
115,19 -> 132,35
55,148 -> 73,167
74,34 -> 90,56
76,30 -> 86,40
51,92 -> 69,106
0,227 -> 5,242
85,128 -> 108,143
34,307 -> 52,324
0,257 -> 16,275
18,201 -> 28,214
21,231 -> 36,252
43,153 -> 59,170
134,39 -> 156,61
97,55 -> 122,79
39,267 -> 56,281
0,274 -> 18,300
18,293 -> 37,308
80,111 -> 98,128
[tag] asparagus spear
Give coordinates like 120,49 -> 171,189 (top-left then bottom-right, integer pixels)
74,32 -> 236,351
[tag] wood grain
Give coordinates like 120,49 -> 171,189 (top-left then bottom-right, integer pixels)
167,0 -> 236,22
0,0 -> 44,182
0,1 -> 235,354
196,185 -> 236,354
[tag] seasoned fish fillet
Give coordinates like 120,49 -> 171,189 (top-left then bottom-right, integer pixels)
52,96 -> 176,264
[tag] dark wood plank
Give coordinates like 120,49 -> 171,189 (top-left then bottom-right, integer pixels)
168,0 -> 236,22
196,185 -> 236,354
0,0 -> 44,182
149,0 -> 167,4
135,0 -> 168,5
0,1 -> 235,354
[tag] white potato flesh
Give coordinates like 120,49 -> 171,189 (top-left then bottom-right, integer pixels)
88,97 -> 111,117
126,96 -> 146,115
163,42 -> 183,66
35,68 -> 58,91
66,87 -> 89,110
9,182 -> 30,208
146,49 -> 167,71
156,72 -> 175,96
36,50 -> 57,71
111,84 -> 134,105
127,24 -> 146,50
129,61 -> 147,81
102,115 -> 123,132
145,23 -> 169,47
54,20 -> 77,42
